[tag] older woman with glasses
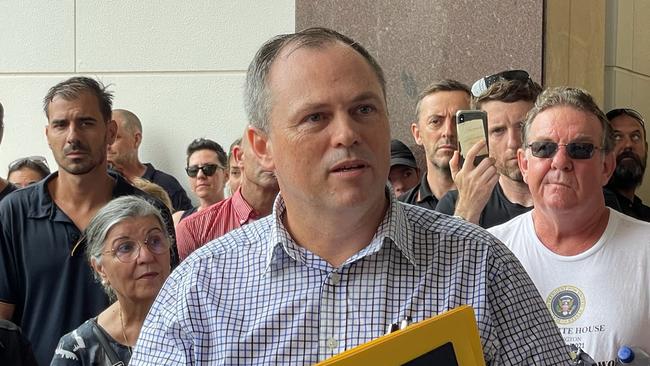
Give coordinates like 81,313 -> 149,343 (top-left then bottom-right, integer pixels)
51,196 -> 171,366
172,138 -> 229,226
7,156 -> 51,188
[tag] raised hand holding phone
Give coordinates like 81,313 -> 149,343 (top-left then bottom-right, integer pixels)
449,140 -> 499,224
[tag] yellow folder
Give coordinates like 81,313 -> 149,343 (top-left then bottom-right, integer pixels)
316,305 -> 485,366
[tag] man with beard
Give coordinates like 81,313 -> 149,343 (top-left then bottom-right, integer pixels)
603,108 -> 650,221
436,71 -> 541,228
107,108 -> 192,212
400,80 -> 470,209
0,77 -> 176,365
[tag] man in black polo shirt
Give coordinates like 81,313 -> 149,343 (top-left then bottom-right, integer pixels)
0,77 -> 176,366
436,71 -> 540,228
603,108 -> 650,221
0,101 -> 18,202
399,80 -> 470,209
107,108 -> 192,212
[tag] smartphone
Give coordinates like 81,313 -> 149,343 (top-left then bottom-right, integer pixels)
456,110 -> 488,166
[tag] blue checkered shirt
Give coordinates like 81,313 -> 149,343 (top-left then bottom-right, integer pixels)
131,193 -> 570,365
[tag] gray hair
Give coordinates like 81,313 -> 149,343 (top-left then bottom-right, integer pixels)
244,27 -> 386,132
43,76 -> 114,122
522,87 -> 614,153
112,109 -> 143,134
414,79 -> 470,120
85,195 -> 168,300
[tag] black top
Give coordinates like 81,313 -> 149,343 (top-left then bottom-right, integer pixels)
603,188 -> 650,222
142,163 -> 192,212
180,206 -> 198,221
0,182 -> 17,202
0,320 -> 38,366
436,182 -> 533,228
398,172 -> 440,210
0,171 -> 176,366
51,318 -> 131,366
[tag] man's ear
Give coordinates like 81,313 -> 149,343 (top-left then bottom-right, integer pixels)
233,144 -> 244,168
133,131 -> 142,149
106,119 -> 117,145
247,126 -> 275,171
517,147 -> 528,184
411,121 -> 423,146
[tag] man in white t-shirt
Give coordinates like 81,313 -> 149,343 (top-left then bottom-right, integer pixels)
489,87 -> 650,364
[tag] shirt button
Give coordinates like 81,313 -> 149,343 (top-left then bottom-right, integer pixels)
330,273 -> 340,285
326,337 -> 338,350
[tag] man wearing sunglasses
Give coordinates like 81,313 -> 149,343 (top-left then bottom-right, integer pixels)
0,77 -> 177,366
603,108 -> 650,221
175,131 -> 279,260
0,101 -> 18,202
437,71 -> 540,228
489,87 -> 650,363
107,108 -> 192,212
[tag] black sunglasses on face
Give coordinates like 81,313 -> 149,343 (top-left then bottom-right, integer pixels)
185,164 -> 221,177
527,141 -> 600,160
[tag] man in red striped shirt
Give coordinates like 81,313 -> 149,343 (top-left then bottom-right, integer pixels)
176,133 -> 279,260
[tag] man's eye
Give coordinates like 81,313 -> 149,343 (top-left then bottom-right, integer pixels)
305,113 -> 322,122
613,134 -> 623,141
491,127 -> 506,135
357,105 -> 374,114
116,241 -> 136,254
631,134 -> 641,142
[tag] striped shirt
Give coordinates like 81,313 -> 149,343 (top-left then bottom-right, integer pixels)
131,192 -> 571,365
176,187 -> 259,260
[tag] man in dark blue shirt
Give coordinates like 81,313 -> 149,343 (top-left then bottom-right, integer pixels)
0,77 -> 175,366
0,101 -> 17,202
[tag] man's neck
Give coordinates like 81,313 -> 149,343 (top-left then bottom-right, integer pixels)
240,181 -> 277,217
499,176 -> 533,207
532,205 -> 610,256
425,164 -> 454,201
48,168 -> 115,230
616,187 -> 637,202
282,194 -> 389,267
119,159 -> 147,181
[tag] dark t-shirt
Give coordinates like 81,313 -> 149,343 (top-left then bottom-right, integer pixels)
142,163 -> 192,212
436,182 -> 533,228
0,172 -> 176,366
398,173 -> 440,210
604,187 -> 650,222
51,317 -> 131,366
0,182 -> 17,202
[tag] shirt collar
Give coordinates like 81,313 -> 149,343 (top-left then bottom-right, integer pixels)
263,188 -> 418,274
231,187 -> 260,224
417,172 -> 435,202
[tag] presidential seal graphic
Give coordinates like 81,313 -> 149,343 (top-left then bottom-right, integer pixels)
546,285 -> 585,324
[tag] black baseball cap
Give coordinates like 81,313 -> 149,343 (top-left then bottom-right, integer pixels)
390,139 -> 417,168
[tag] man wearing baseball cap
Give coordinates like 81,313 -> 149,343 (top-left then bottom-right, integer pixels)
388,139 -> 420,196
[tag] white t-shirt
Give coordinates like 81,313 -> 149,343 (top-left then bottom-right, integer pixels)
489,208 -> 650,364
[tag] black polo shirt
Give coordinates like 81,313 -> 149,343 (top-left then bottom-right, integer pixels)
0,171 -> 177,366
435,182 -> 533,228
142,163 -> 192,212
604,188 -> 650,222
398,172 -> 440,210
0,182 -> 17,202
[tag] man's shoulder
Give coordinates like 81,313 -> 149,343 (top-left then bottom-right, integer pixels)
143,163 -> 184,189
398,183 -> 420,203
487,210 -> 530,236
0,183 -> 44,215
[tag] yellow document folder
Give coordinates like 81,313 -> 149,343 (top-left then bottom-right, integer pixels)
316,305 -> 485,366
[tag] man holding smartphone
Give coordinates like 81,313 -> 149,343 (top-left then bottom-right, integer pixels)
436,70 -> 540,228
400,80 -> 471,209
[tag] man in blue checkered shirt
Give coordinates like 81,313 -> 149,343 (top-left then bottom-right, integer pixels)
131,28 -> 571,365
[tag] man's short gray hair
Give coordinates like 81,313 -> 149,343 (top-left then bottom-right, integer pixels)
522,87 -> 614,153
43,76 -> 114,122
113,109 -> 143,134
84,195 -> 169,300
244,27 -> 386,133
414,79 -> 470,120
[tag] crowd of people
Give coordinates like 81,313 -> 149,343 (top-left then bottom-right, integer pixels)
0,26 -> 648,365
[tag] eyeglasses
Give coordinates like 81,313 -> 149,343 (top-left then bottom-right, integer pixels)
8,155 -> 49,171
103,230 -> 171,263
527,141 -> 601,160
185,164 -> 222,177
606,108 -> 646,128
471,70 -> 530,97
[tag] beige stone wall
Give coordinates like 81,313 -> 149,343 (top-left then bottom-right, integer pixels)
605,0 -> 650,201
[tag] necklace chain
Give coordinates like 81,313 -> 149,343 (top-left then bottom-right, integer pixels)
119,305 -> 133,355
